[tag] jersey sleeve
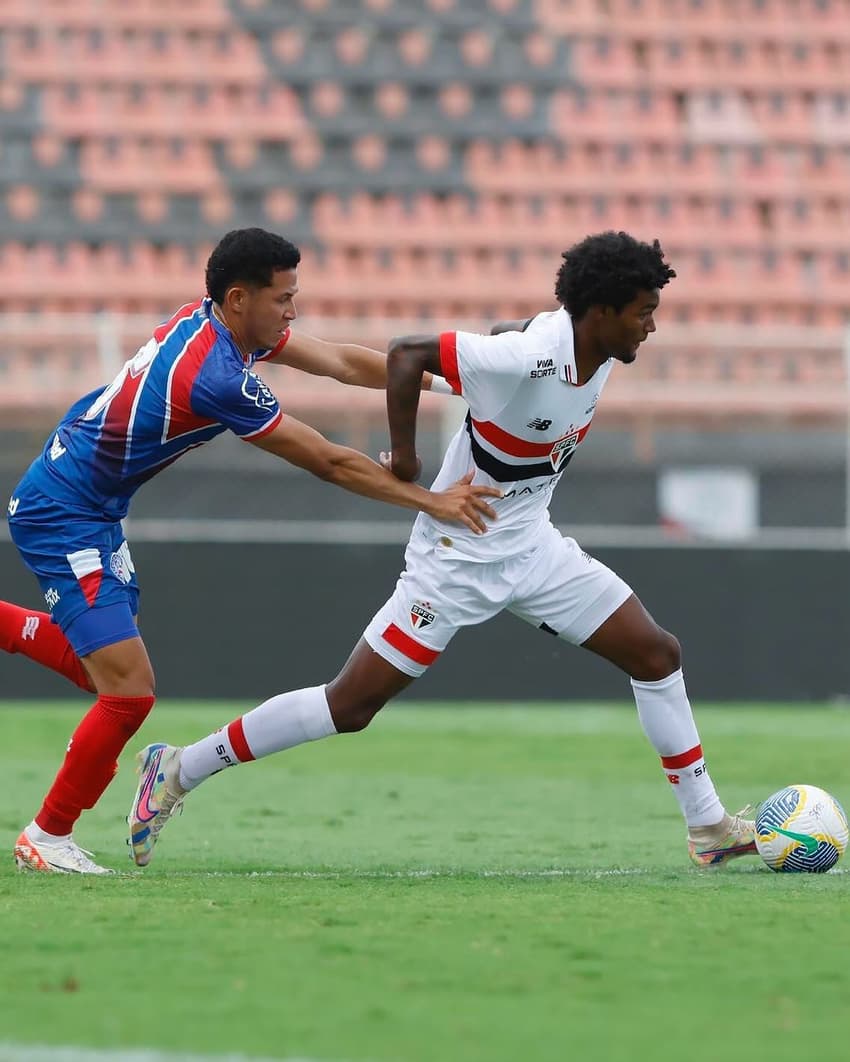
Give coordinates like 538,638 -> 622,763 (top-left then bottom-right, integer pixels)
253,327 -> 292,364
191,364 -> 283,441
439,329 -> 528,420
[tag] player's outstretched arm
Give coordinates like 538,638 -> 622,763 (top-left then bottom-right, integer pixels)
269,331 -> 445,392
250,415 -> 500,533
489,317 -> 535,336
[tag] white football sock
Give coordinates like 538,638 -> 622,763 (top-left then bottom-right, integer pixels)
631,669 -> 724,828
179,685 -> 337,791
26,821 -> 71,844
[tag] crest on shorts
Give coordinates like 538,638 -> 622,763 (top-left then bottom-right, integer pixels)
550,428 -> 580,471
410,600 -> 436,630
109,549 -> 132,585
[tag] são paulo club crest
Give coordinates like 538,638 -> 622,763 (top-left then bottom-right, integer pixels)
410,600 -> 436,630
549,428 -> 581,471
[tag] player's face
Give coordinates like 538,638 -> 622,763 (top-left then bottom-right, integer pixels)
246,268 -> 299,350
602,288 -> 660,364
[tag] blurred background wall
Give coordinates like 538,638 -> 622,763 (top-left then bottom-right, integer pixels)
1,0 -> 848,699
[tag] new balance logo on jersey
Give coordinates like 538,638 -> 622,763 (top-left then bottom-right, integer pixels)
44,587 -> 61,610
526,418 -> 552,431
7,496 -> 19,516
410,601 -> 436,630
21,616 -> 40,640
49,434 -> 67,461
530,358 -> 556,379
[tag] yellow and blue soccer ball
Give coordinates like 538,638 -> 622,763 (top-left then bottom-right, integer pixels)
755,784 -> 849,873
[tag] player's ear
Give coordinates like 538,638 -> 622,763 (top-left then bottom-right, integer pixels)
224,285 -> 248,313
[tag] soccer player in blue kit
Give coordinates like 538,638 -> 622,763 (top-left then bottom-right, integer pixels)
3,227 -> 499,874
130,232 -> 758,871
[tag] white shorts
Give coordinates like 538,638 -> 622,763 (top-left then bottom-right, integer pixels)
363,522 -> 633,677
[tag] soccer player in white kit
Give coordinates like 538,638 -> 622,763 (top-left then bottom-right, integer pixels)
130,231 -> 757,869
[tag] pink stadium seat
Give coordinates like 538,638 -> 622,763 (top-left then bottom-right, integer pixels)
395,27 -> 432,67
0,0 -> 232,31
6,185 -> 40,222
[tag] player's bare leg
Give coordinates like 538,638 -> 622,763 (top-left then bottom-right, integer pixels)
581,594 -> 756,867
16,634 -> 155,875
325,640 -> 415,731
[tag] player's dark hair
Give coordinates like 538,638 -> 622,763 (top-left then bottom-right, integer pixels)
205,228 -> 301,304
554,231 -> 676,319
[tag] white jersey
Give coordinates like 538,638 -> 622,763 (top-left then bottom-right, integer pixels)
413,308 -> 613,560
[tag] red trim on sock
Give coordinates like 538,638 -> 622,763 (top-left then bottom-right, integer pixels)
227,717 -> 255,763
661,744 -> 703,770
36,694 -> 156,835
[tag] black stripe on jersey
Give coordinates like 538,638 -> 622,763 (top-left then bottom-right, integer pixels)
464,413 -> 573,483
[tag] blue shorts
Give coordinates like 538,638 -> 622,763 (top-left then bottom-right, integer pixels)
7,482 -> 140,657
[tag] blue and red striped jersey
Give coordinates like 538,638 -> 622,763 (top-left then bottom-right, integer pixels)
24,298 -> 288,519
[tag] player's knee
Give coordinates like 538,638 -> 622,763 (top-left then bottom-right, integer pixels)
331,695 -> 386,734
637,629 -> 681,681
94,664 -> 156,699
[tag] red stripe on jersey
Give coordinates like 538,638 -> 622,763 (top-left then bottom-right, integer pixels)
471,419 -> 591,459
439,332 -> 462,395
382,623 -> 440,665
239,409 -> 283,441
153,299 -> 204,344
255,328 -> 292,362
164,321 -> 218,441
101,363 -> 149,464
660,744 -> 703,770
227,717 -> 255,763
78,570 -> 103,607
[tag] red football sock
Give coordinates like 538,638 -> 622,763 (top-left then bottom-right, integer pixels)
0,600 -> 94,692
36,694 -> 156,836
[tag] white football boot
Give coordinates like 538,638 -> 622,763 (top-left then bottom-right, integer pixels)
14,830 -> 113,874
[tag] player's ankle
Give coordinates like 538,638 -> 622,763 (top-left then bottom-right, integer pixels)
26,820 -> 72,845
688,813 -> 731,842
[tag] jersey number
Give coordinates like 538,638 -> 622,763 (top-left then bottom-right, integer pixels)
83,339 -> 158,421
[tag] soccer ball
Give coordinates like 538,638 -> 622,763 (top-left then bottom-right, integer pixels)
755,784 -> 849,873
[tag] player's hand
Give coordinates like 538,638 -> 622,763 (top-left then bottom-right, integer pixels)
426,471 -> 501,534
379,450 -> 422,482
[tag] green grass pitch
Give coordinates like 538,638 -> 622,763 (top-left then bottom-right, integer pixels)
2,701 -> 850,1062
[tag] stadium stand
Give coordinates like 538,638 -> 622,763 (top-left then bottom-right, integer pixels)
0,0 -> 848,435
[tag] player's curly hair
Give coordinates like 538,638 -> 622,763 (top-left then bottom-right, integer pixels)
205,228 -> 301,304
554,231 -> 676,319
